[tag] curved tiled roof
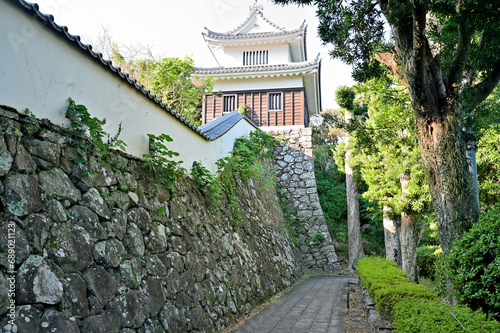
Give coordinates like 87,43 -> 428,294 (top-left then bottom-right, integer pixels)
12,0 -> 212,140
199,111 -> 258,141
227,3 -> 283,34
202,26 -> 305,41
194,59 -> 320,76
203,5 -> 306,41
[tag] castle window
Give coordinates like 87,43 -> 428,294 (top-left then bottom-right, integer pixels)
243,50 -> 268,66
223,95 -> 237,113
268,92 -> 282,111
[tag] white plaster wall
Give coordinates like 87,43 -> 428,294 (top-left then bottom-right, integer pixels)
0,2 -> 255,173
213,75 -> 303,92
217,44 -> 290,67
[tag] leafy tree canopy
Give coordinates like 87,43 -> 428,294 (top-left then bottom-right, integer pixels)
332,79 -> 432,216
112,51 -> 214,126
275,0 -> 500,255
274,0 -> 500,130
92,31 -> 213,126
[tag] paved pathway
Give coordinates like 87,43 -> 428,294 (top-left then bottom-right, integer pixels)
232,275 -> 356,333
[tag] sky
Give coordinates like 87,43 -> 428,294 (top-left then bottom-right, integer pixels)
33,0 -> 355,109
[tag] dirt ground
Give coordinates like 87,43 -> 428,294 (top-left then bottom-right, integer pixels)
346,282 -> 371,333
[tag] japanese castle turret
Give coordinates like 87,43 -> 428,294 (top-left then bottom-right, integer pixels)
195,1 -> 321,129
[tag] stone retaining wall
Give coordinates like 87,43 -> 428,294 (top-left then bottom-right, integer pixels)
270,128 -> 340,271
0,106 -> 303,333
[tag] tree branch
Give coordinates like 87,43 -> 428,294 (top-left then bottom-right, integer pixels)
411,1 -> 428,83
447,0 -> 471,94
375,50 -> 408,87
467,28 -> 487,85
470,60 -> 500,109
406,0 -> 433,111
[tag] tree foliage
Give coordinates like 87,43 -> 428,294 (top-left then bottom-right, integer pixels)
92,30 -> 213,126
477,126 -> 500,208
326,78 -> 432,218
112,51 -> 214,126
474,86 -> 500,209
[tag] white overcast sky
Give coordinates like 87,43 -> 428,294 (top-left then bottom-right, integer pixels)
33,0 -> 355,109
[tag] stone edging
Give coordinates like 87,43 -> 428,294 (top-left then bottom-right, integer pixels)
361,287 -> 394,333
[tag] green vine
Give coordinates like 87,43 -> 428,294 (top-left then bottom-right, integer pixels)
65,97 -> 127,171
191,161 -> 222,208
190,131 -> 277,225
142,133 -> 186,189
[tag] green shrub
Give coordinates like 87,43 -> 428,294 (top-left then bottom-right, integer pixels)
358,257 -> 500,332
315,170 -> 348,233
394,298 -> 500,333
447,205 -> 500,319
65,98 -> 126,167
143,133 -> 185,189
416,245 -> 441,278
431,252 -> 450,298
191,161 -> 222,207
214,130 -> 277,224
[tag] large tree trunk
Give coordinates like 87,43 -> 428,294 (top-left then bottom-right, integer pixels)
378,0 -> 482,256
383,206 -> 401,266
345,110 -> 364,271
414,113 -> 479,255
399,176 -> 418,282
400,210 -> 417,282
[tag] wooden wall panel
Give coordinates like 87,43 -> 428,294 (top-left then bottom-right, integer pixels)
202,88 -> 306,127
293,91 -> 304,125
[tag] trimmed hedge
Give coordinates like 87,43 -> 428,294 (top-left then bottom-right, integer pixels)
358,257 -> 500,332
358,257 -> 435,312
394,299 -> 500,333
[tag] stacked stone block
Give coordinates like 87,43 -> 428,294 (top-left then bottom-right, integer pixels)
0,106 -> 303,333
270,127 -> 340,271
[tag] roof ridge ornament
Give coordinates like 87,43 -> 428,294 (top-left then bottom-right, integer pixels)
250,1 -> 264,13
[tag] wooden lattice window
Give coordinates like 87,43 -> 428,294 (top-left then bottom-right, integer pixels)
243,50 -> 269,66
268,92 -> 283,111
223,95 -> 237,113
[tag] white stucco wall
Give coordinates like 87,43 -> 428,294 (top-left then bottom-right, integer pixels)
216,43 -> 291,67
0,1 -> 255,173
213,75 -> 303,92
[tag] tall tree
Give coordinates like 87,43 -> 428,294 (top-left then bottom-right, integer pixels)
336,86 -> 364,271
274,0 -> 500,255
382,205 -> 400,265
345,77 -> 432,281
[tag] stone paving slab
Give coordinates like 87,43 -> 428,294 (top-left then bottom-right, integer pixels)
232,275 -> 356,333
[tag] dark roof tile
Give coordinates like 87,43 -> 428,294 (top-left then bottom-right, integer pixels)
199,111 -> 258,141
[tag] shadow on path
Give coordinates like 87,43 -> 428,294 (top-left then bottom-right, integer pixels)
232,275 -> 357,333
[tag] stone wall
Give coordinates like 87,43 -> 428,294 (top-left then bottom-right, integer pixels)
270,128 -> 340,271
0,106 -> 303,332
